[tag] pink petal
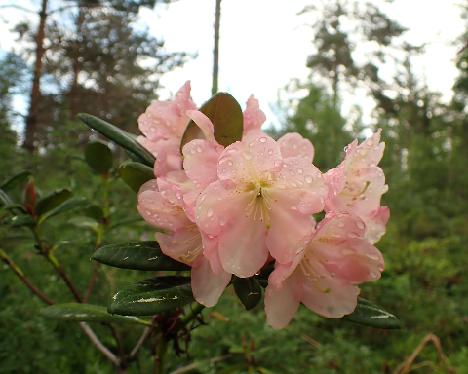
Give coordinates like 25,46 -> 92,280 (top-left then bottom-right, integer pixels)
137,180 -> 190,231
243,95 -> 266,133
153,138 -> 182,177
182,139 -> 223,189
265,188 -> 318,264
195,180 -> 252,236
277,133 -> 315,162
217,131 -> 282,187
191,256 -> 231,307
300,270 -> 360,318
264,277 -> 300,329
365,206 -> 390,244
155,223 -> 202,265
185,110 -> 216,142
217,212 -> 269,277
311,214 -> 385,283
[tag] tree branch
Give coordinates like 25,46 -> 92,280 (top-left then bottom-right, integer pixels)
0,4 -> 36,14
0,249 -> 54,305
79,322 -> 121,366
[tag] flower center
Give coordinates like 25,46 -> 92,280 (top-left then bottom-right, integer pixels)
244,181 -> 273,228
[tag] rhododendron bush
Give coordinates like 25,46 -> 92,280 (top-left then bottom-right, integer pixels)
0,81 -> 400,371
73,81 -> 398,330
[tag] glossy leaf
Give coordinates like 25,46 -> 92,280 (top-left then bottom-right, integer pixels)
0,189 -> 14,207
1,170 -> 31,193
344,298 -> 402,329
233,277 -> 262,310
36,189 -> 72,217
78,113 -> 155,167
118,161 -> 154,192
84,141 -> 113,174
41,303 -> 151,326
93,241 -> 189,271
38,197 -> 90,224
180,93 -> 243,149
109,276 -> 193,316
7,215 -> 35,227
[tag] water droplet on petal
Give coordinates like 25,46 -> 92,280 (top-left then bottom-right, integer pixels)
305,176 -> 313,183
207,208 -> 214,217
258,137 -> 267,143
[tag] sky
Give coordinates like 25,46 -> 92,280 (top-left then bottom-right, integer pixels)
0,0 -> 466,130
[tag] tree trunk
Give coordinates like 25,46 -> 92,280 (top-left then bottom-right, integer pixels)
68,5 -> 85,119
23,0 -> 48,152
212,0 -> 221,95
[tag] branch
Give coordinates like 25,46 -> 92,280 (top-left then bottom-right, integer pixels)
79,322 -> 120,366
0,4 -> 36,14
83,262 -> 100,302
129,326 -> 153,359
0,249 -> 54,305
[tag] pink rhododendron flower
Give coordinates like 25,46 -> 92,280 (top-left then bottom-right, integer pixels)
243,95 -> 266,133
324,130 -> 389,243
137,179 -> 230,307
264,213 -> 384,329
137,82 -> 196,177
195,130 -> 326,278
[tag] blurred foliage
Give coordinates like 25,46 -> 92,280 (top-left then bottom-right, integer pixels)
1,0 -> 468,373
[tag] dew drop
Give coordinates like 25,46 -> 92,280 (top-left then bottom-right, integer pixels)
258,137 -> 267,143
207,208 -> 214,217
305,176 -> 313,183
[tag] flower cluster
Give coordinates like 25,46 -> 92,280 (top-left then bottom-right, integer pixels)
136,82 -> 389,329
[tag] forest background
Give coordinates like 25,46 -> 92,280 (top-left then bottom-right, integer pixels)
0,0 -> 467,373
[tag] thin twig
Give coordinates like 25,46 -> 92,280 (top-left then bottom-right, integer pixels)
83,262 -> 100,302
1,249 -> 54,305
130,326 -> 153,358
79,322 -> 121,366
393,333 -> 455,374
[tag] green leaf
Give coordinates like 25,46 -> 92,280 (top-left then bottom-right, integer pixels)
82,205 -> 104,222
118,161 -> 154,192
344,298 -> 402,329
233,277 -> 262,310
41,303 -> 151,326
1,170 -> 31,193
93,241 -> 189,271
84,141 -> 113,174
109,276 -> 193,316
78,113 -> 155,167
7,214 -> 35,227
36,189 -> 73,217
180,93 -> 243,150
0,189 -> 15,207
38,197 -> 90,224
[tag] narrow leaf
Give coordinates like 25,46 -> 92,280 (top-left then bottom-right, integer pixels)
38,197 -> 90,224
93,241 -> 189,271
180,93 -> 243,150
36,189 -> 72,217
1,170 -> 31,193
109,276 -> 193,316
41,303 -> 151,326
118,161 -> 154,192
85,141 -> 113,174
344,298 -> 402,329
7,215 -> 35,227
233,277 -> 262,310
78,113 -> 155,167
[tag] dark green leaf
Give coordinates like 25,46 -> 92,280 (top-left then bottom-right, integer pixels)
0,189 -> 15,207
7,214 -> 35,227
41,303 -> 151,326
78,113 -> 155,167
118,161 -> 154,192
93,241 -> 189,271
344,298 -> 402,329
36,189 -> 73,217
180,93 -> 243,150
109,276 -> 193,316
84,141 -> 113,174
38,197 -> 90,224
233,277 -> 262,310
1,170 -> 31,193
82,205 -> 104,222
